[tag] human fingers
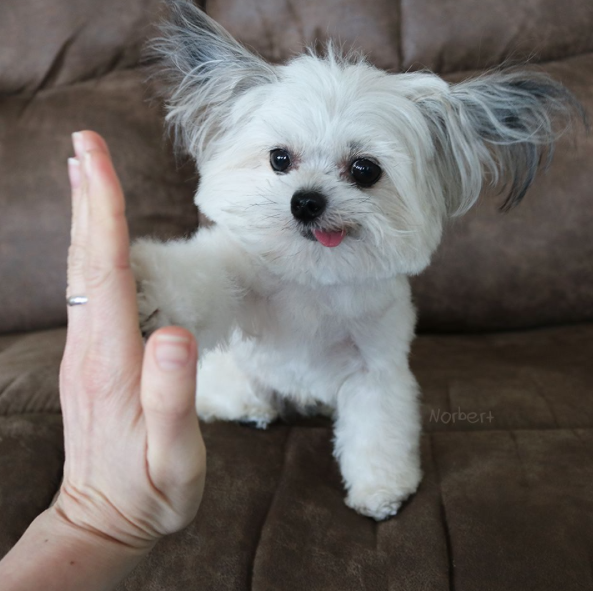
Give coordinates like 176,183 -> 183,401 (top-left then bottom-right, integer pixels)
141,327 -> 205,523
64,152 -> 88,347
78,132 -> 143,365
64,131 -> 112,360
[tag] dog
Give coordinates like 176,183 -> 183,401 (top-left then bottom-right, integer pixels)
132,0 -> 582,520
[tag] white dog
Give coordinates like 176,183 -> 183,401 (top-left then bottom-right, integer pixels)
132,0 -> 580,519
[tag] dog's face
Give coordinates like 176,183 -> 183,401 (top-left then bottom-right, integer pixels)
196,58 -> 448,284
158,1 -> 579,286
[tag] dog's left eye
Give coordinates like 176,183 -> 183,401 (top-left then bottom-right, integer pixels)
270,149 -> 292,173
350,158 -> 382,188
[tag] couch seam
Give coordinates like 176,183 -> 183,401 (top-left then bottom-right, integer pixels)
2,46 -> 592,103
429,433 -> 456,591
0,64 -> 146,102
402,48 -> 593,76
396,0 -> 403,71
245,426 -> 292,591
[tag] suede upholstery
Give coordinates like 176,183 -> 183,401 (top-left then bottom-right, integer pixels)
1,1 -> 592,589
1,1 -> 592,333
1,326 -> 592,590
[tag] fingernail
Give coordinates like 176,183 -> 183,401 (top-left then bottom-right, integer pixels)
67,158 -> 80,189
72,132 -> 84,157
155,334 -> 191,371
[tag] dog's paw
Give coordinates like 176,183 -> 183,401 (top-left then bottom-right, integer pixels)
136,281 -> 163,337
346,488 -> 405,520
131,240 -> 166,337
238,413 -> 277,430
345,468 -> 422,521
198,395 -> 279,429
197,348 -> 279,428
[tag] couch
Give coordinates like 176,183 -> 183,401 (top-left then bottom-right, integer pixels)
1,1 -> 592,589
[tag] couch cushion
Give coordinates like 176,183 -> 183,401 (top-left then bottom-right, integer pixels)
1,2 -> 591,335
0,0 -> 164,95
1,421 -> 590,591
0,325 -> 592,589
116,426 -> 593,591
2,324 -> 592,426
416,323 -> 593,431
401,0 -> 593,73
426,428 -> 593,591
209,0 -> 401,70
0,414 -> 64,553
412,53 -> 593,332
0,70 -> 199,334
0,329 -> 65,416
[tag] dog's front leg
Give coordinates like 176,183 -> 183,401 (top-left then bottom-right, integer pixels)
131,227 -> 242,353
335,363 -> 422,520
333,296 -> 422,521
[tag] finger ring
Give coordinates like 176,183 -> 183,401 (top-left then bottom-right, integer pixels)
67,295 -> 88,306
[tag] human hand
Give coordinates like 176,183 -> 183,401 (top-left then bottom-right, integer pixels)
54,131 -> 206,549
0,131 -> 206,591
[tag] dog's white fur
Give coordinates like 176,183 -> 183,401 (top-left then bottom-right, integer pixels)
132,1 -> 579,520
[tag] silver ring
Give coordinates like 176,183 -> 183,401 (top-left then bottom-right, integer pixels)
67,295 -> 88,306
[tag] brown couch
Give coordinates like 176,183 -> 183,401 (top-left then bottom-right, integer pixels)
1,1 -> 592,589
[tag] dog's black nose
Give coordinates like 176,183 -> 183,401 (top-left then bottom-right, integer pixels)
291,190 -> 327,222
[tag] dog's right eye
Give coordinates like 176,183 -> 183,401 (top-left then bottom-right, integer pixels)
270,149 -> 291,173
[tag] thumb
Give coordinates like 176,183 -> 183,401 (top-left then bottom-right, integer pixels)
141,327 -> 205,504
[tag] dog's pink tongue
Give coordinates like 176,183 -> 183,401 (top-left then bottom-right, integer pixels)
313,229 -> 345,247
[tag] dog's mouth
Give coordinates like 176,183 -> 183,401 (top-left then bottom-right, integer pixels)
301,228 -> 347,248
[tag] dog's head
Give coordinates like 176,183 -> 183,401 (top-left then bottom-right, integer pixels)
154,0 -> 583,285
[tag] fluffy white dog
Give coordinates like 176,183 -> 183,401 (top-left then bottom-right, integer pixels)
132,0 -> 580,519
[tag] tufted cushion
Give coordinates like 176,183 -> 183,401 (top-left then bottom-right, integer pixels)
208,0 -> 402,70
0,414 -> 64,553
0,0 -> 164,94
2,324 -> 593,428
413,53 -> 593,331
1,325 -> 592,590
2,3 -> 593,589
0,70 -> 199,334
0,0 -> 591,335
401,0 -> 593,73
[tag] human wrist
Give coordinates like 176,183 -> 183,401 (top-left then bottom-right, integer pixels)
1,507 -> 155,591
46,503 -> 157,557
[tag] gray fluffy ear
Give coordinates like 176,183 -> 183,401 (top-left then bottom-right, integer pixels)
151,0 -> 277,159
417,70 -> 586,215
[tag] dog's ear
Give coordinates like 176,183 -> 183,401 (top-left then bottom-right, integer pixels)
415,70 -> 585,215
151,0 -> 277,159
